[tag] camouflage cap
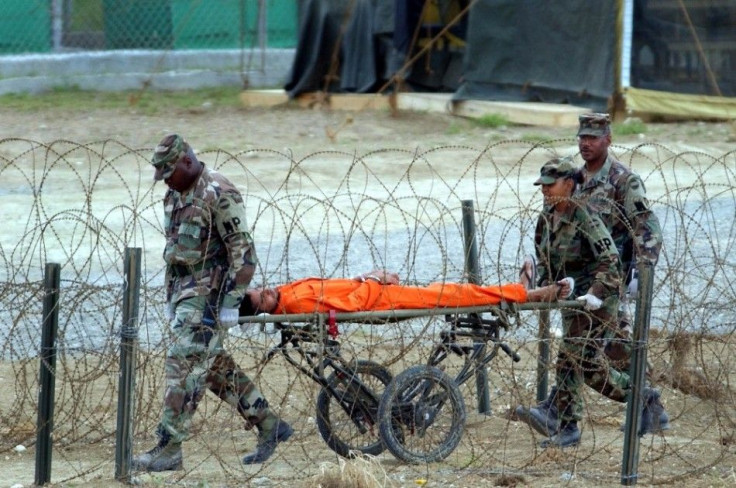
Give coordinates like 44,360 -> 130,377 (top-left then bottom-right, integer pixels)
151,134 -> 187,181
534,156 -> 576,185
577,113 -> 611,137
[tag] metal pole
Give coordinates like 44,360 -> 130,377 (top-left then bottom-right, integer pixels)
621,263 -> 654,485
258,0 -> 267,67
535,309 -> 550,402
35,263 -> 60,486
115,248 -> 141,482
461,200 -> 490,414
51,0 -> 63,51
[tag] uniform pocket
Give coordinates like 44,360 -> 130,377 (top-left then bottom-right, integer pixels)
173,203 -> 211,252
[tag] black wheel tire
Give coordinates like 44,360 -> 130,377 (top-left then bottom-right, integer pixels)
315,359 -> 392,457
377,365 -> 466,463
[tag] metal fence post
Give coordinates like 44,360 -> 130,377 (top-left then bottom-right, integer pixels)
461,199 -> 491,414
115,248 -> 141,482
621,263 -> 654,485
536,309 -> 550,402
35,263 -> 60,486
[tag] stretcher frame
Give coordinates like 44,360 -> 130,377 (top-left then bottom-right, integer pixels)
238,299 -> 582,463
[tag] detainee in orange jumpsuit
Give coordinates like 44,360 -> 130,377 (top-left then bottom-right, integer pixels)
239,268 -> 571,316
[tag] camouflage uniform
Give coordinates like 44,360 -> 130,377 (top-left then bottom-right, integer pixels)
576,114 -> 662,270
576,113 -> 663,363
534,159 -> 630,424
155,136 -> 273,444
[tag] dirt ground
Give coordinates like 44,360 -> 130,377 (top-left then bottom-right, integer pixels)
2,100 -> 735,157
2,99 -> 736,488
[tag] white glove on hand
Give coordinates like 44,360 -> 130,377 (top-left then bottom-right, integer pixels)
627,274 -> 638,297
576,294 -> 603,311
219,307 -> 240,328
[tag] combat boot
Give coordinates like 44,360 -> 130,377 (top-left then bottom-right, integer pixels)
242,416 -> 293,465
131,439 -> 183,472
515,386 -> 559,436
639,387 -> 671,435
541,421 -> 580,448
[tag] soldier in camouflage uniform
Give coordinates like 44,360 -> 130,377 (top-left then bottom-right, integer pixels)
515,114 -> 670,440
132,134 -> 292,472
517,157 -> 665,448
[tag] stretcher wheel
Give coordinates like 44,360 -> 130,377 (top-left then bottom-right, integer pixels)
315,360 -> 393,457
378,365 -> 466,463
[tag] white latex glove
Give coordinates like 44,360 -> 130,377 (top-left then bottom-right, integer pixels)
627,271 -> 639,297
576,294 -> 603,311
219,307 -> 240,328
167,303 -> 176,322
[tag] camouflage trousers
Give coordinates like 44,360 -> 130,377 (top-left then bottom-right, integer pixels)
555,296 -> 631,423
157,296 -> 271,444
603,297 -> 634,368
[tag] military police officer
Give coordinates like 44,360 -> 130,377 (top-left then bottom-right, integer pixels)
515,117 -> 669,445
517,157 -> 632,447
132,134 -> 292,472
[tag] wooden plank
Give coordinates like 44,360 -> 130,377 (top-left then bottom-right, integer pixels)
396,92 -> 589,127
452,99 -> 590,127
328,93 -> 391,111
239,89 -> 288,107
239,89 -> 590,127
395,93 -> 453,114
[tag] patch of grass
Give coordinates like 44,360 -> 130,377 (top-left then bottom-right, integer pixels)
446,121 -> 465,135
473,113 -> 510,128
0,86 -> 245,114
614,119 -> 648,136
520,133 -> 550,143
306,455 -> 394,488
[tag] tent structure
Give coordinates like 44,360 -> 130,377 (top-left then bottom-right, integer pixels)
285,0 -> 736,120
284,0 -> 469,97
456,0 -> 736,119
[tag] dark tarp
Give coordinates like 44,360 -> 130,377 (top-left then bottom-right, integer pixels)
284,0 -> 467,97
284,0 -> 396,97
393,0 -> 468,91
286,0 -> 736,112
454,0 -> 617,110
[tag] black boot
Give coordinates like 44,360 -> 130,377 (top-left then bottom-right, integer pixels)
541,421 -> 581,448
242,417 -> 293,465
639,387 -> 671,435
515,386 -> 559,436
131,438 -> 183,472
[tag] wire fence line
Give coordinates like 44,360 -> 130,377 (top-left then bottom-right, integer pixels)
1,138 -> 735,485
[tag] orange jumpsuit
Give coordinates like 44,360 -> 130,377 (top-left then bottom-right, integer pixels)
274,278 -> 528,314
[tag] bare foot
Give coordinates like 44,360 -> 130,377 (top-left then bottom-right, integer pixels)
519,255 -> 536,289
526,278 -> 574,302
527,284 -> 558,302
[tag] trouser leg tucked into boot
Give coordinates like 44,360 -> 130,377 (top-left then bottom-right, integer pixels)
131,430 -> 183,472
515,386 -> 560,436
639,387 -> 670,435
242,413 -> 293,465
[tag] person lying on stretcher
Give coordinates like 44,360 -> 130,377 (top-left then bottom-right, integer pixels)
239,266 -> 574,316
